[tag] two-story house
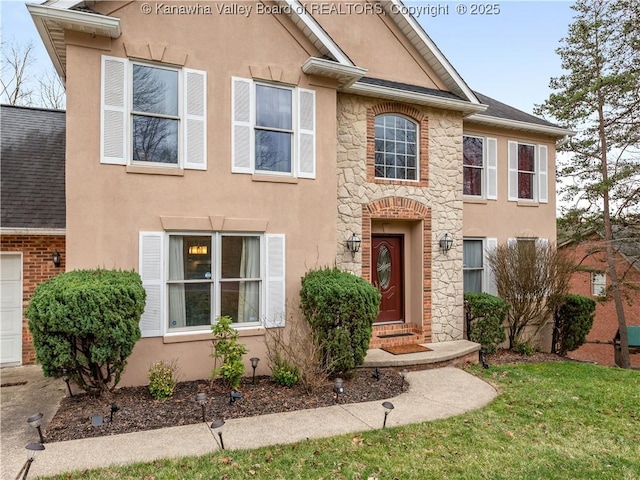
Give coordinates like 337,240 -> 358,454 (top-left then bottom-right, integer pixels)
28,0 -> 569,385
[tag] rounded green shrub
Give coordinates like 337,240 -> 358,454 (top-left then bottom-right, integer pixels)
464,292 -> 508,354
271,355 -> 300,387
148,359 -> 179,400
300,267 -> 381,375
553,294 -> 596,355
26,269 -> 145,395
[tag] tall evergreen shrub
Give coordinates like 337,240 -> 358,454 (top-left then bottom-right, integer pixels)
26,269 -> 145,395
464,292 -> 508,354
300,267 -> 380,375
552,294 -> 596,355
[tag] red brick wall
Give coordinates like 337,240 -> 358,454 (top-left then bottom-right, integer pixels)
0,234 -> 66,365
561,237 -> 640,367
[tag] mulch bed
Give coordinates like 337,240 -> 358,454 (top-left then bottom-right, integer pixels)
44,351 -> 569,443
44,368 -> 406,442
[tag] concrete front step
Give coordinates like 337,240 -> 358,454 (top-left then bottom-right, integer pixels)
362,340 -> 481,370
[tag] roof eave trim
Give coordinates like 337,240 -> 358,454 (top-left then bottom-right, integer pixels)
302,57 -> 367,87
279,0 -> 354,66
383,0 -> 480,105
466,113 -> 576,138
27,4 -> 121,37
345,81 -> 487,115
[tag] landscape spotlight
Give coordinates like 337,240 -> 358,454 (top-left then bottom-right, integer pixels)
61,368 -> 73,397
479,347 -> 489,369
400,368 -> 409,387
210,419 -> 225,450
382,401 -> 394,429
196,392 -> 208,422
229,390 -> 243,405
110,403 -> 119,422
250,357 -> 260,384
333,377 -> 345,403
19,443 -> 45,480
372,367 -> 380,381
27,413 -> 45,444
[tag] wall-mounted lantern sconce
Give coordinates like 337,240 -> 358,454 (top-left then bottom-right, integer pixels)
346,233 -> 361,259
439,234 -> 453,255
52,251 -> 61,268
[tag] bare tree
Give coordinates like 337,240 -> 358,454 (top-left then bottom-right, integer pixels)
1,40 -> 35,106
38,68 -> 66,110
487,240 -> 576,350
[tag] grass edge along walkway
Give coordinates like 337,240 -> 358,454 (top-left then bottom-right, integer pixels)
42,362 -> 639,480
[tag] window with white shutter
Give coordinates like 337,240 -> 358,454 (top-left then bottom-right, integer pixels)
231,77 -> 316,179
508,141 -> 550,203
101,55 -> 207,170
463,135 -> 498,200
139,231 -> 285,336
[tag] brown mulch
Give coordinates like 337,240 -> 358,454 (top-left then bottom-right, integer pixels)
45,368 -> 406,442
44,351 -> 570,443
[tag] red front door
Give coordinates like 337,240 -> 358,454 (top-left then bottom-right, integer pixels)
372,235 -> 404,323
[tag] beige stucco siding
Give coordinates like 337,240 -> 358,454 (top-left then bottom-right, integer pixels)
63,4 -> 340,385
462,124 -> 557,243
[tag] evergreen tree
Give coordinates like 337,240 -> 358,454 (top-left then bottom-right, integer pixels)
536,0 -> 640,368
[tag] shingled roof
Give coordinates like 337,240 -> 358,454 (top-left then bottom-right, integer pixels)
1,105 -> 66,230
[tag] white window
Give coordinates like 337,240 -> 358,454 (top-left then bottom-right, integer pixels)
138,232 -> 285,337
101,56 -> 207,170
463,239 -> 484,293
463,238 -> 498,295
508,141 -> 548,203
463,135 -> 497,199
374,114 -> 418,181
232,77 -> 315,178
592,272 -> 606,296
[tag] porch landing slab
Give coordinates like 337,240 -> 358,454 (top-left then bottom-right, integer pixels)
362,339 -> 480,369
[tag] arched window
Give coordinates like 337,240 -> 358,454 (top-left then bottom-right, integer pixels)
374,114 -> 418,181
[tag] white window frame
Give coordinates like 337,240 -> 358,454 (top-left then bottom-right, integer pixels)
462,135 -> 498,200
508,141 -> 548,203
231,77 -> 315,179
130,61 -> 182,168
101,55 -> 206,170
165,232 -> 264,334
463,238 -> 484,293
373,114 -> 419,182
591,272 -> 606,296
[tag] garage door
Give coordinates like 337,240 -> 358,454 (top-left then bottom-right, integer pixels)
0,253 -> 23,364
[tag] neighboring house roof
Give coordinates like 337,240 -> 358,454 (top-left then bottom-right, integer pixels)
0,105 -> 66,231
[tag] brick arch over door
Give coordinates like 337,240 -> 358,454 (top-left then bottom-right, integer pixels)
363,197 -> 432,342
367,102 -> 429,187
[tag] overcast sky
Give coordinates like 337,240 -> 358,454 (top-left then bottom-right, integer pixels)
1,1 -> 576,115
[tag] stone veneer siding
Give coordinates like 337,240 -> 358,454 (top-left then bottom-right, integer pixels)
336,94 -> 464,342
0,234 -> 66,365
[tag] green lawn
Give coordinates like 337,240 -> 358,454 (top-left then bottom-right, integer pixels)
45,362 -> 639,479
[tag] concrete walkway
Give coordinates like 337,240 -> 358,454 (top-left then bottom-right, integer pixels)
1,366 -> 496,479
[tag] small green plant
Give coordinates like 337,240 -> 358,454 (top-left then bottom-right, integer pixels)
148,359 -> 179,400
271,354 -> 300,387
513,341 -> 534,356
210,316 -> 248,390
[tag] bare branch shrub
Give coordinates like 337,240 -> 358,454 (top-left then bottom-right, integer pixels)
264,306 -> 334,393
487,240 -> 576,349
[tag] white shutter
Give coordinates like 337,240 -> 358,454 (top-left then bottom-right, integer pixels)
484,238 -> 498,296
231,77 -> 253,173
264,234 -> 286,328
538,145 -> 548,203
183,68 -> 207,170
139,232 -> 164,337
486,137 -> 498,200
297,88 -> 316,179
508,141 -> 519,201
101,56 -> 128,165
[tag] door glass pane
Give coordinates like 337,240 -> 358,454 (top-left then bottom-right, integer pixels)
377,245 -> 391,289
